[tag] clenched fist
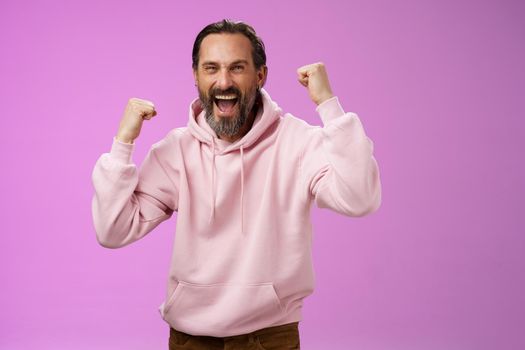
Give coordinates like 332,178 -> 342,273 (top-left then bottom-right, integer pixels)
116,98 -> 157,144
297,62 -> 334,106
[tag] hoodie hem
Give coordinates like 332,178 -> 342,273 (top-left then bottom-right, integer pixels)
161,304 -> 303,337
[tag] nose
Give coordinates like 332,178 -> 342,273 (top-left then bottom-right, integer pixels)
216,68 -> 233,90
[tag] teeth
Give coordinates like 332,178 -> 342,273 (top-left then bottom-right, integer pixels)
215,95 -> 237,100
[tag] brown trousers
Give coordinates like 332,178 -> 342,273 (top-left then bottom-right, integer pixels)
169,322 -> 300,350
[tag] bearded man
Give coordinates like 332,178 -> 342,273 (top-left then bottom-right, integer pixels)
92,19 -> 382,350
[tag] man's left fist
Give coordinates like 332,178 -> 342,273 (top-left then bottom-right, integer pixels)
297,62 -> 334,105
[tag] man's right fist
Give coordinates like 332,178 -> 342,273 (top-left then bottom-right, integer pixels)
116,98 -> 157,144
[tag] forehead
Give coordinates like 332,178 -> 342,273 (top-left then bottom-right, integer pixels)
199,33 -> 253,65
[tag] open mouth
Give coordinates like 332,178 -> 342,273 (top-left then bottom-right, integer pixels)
213,94 -> 239,115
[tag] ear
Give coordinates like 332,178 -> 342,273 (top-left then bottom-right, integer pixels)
257,65 -> 268,88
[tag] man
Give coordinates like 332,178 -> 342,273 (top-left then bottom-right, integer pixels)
92,19 -> 382,350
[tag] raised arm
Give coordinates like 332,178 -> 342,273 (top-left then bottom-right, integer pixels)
298,63 -> 382,217
91,98 -> 178,248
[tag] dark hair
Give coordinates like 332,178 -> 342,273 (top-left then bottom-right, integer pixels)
192,19 -> 266,70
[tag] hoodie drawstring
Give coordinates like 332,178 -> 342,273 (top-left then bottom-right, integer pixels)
209,138 -> 216,223
240,145 -> 245,235
191,89 -> 277,235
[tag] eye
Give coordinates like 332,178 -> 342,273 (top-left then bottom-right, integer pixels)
231,65 -> 244,72
204,66 -> 217,73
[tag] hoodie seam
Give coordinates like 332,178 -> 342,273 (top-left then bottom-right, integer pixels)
150,146 -> 178,210
299,131 -> 305,201
300,121 -> 326,198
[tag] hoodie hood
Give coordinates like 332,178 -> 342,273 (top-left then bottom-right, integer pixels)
188,88 -> 282,152
187,88 -> 282,234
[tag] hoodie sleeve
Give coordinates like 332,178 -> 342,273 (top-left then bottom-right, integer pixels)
91,137 -> 178,248
301,97 -> 382,217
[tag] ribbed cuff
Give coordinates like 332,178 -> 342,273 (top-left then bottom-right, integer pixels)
110,136 -> 135,164
316,96 -> 345,125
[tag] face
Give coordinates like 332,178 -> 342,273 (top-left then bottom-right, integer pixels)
193,33 -> 267,139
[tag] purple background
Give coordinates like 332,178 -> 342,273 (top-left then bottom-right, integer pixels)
1,0 -> 524,349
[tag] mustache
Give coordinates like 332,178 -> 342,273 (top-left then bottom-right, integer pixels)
209,87 -> 241,99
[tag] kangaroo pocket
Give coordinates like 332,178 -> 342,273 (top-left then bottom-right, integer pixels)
161,281 -> 285,337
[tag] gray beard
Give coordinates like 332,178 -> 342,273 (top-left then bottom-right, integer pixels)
205,106 -> 247,138
200,88 -> 259,138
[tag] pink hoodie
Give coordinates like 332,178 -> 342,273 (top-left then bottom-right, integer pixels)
91,88 -> 382,337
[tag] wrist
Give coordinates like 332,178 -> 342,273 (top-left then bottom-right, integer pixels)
116,133 -> 135,144
315,92 -> 334,106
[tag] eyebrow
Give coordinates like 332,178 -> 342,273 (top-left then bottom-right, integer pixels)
230,60 -> 249,66
201,59 -> 250,66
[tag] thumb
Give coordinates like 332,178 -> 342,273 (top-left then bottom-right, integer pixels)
143,110 -> 157,120
297,70 -> 309,87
